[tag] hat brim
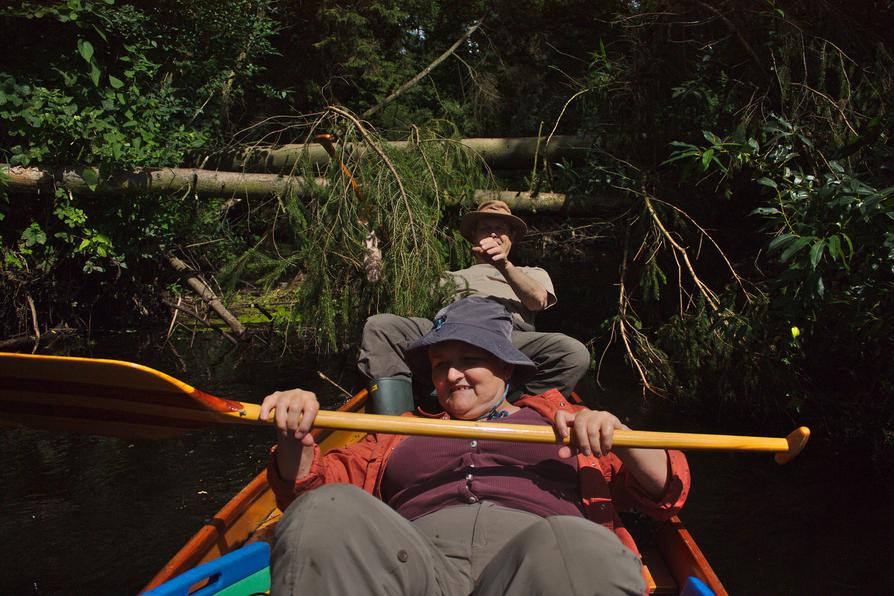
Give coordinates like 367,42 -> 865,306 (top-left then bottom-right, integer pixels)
405,322 -> 536,391
459,211 -> 527,245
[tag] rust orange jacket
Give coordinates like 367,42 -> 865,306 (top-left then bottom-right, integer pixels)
267,389 -> 690,558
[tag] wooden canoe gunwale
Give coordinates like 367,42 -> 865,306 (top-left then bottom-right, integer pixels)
141,389 -> 725,595
655,517 -> 726,595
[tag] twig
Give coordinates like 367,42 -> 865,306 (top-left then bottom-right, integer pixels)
184,238 -> 225,249
166,341 -> 188,372
363,19 -> 484,120
162,298 -> 238,345
250,302 -> 274,320
643,196 -> 720,310
544,89 -> 591,153
411,125 -> 439,210
0,327 -> 75,351
317,371 -> 354,400
648,195 -> 752,301
614,226 -> 655,397
25,294 -> 40,353
165,296 -> 182,342
791,82 -> 858,136
530,121 -> 543,193
25,294 -> 40,341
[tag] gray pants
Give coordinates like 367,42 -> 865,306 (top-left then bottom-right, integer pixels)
357,313 -> 591,398
271,484 -> 645,596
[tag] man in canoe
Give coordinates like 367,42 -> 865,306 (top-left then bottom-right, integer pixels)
358,199 -> 591,414
262,297 -> 689,595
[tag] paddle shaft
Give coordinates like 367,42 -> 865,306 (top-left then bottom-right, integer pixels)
227,402 -> 808,458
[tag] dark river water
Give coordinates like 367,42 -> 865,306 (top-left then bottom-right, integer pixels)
1,329 -> 892,594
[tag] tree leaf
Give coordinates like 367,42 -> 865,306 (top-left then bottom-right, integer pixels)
108,75 -> 124,89
809,239 -> 825,269
827,235 -> 841,261
780,236 -> 812,262
81,168 -> 99,191
701,148 -> 714,170
77,39 -> 94,63
757,177 -> 777,189
89,62 -> 101,86
768,234 -> 795,253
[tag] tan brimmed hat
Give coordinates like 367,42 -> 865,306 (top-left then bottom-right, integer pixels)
459,200 -> 527,244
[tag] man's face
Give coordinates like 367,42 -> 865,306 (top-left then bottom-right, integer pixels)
474,217 -> 512,243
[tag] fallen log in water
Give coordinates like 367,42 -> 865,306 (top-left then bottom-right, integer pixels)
165,255 -> 247,342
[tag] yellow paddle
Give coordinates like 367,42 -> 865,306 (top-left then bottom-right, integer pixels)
0,352 -> 809,463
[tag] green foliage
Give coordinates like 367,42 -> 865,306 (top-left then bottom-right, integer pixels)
217,114 -> 492,352
566,1 -> 894,440
1,2 -> 202,169
0,0 -> 280,333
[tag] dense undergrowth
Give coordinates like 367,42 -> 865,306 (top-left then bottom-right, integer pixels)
1,0 -> 892,449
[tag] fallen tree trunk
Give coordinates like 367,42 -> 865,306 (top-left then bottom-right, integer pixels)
472,190 -> 622,215
209,135 -> 593,173
4,165 -> 621,214
3,165 -> 322,199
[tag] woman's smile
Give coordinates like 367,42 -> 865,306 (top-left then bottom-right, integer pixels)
428,340 -> 514,419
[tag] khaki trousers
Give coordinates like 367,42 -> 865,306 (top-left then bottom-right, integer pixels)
357,313 -> 591,399
271,484 -> 645,596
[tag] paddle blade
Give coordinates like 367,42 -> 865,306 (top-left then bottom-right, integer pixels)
0,352 -> 249,439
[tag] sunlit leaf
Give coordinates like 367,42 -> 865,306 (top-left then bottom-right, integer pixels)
809,239 -> 825,269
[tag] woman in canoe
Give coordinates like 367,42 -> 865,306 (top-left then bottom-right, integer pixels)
261,296 -> 690,595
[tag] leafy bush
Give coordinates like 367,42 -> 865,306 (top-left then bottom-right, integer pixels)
0,0 -> 279,333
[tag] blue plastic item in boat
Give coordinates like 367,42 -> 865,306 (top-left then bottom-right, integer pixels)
680,575 -> 715,596
143,541 -> 270,596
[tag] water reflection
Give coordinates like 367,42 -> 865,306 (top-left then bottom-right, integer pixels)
0,330 -> 362,594
596,380 -> 894,595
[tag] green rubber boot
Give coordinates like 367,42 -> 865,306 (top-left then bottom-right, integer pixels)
367,377 -> 414,415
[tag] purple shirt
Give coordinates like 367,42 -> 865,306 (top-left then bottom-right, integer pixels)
381,408 -> 583,521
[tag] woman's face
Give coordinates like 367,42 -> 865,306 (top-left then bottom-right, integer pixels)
429,340 -> 513,420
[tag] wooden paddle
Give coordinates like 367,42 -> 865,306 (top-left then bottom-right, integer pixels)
0,352 -> 810,463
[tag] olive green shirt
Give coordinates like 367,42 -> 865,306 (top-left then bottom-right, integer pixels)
445,264 -> 557,330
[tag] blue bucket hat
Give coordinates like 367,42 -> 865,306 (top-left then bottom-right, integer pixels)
405,296 -> 536,389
